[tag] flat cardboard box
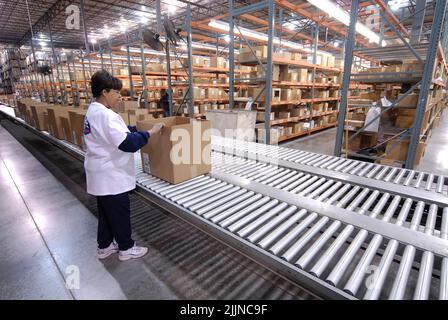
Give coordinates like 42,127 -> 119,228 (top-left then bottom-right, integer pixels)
47,106 -> 76,139
60,116 -> 73,143
29,105 -> 49,131
68,110 -> 87,148
137,117 -> 211,184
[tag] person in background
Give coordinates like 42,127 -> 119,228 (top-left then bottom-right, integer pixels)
158,89 -> 170,117
83,70 -> 163,261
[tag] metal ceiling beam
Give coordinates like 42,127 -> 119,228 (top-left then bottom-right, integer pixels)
274,0 -> 372,47
18,0 -> 73,46
374,0 -> 410,36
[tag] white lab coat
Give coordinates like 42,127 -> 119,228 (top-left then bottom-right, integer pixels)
83,102 -> 135,196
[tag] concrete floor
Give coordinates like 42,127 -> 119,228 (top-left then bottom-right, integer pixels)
281,110 -> 448,176
281,128 -> 337,156
0,115 -> 315,300
415,109 -> 448,175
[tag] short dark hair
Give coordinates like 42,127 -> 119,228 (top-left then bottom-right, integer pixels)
91,70 -> 122,98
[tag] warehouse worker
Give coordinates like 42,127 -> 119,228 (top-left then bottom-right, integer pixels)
158,89 -> 170,117
84,70 -> 163,261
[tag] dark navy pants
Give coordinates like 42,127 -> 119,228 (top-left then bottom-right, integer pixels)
97,192 -> 134,251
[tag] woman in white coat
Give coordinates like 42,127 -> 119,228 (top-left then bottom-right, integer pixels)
84,70 -> 163,261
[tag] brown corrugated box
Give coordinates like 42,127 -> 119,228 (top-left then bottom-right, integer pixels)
46,106 -> 77,139
68,110 -> 87,148
137,117 -> 211,184
385,139 -> 425,165
30,105 -> 50,131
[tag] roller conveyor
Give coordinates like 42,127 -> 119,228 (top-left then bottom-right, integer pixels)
1,104 -> 448,300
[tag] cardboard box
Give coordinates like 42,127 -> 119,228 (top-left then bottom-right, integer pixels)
257,64 -> 280,81
137,117 -> 211,184
47,106 -> 76,139
30,105 -> 50,131
291,53 -> 302,61
193,87 -> 206,100
60,116 -> 73,143
119,112 -> 130,126
385,139 -> 425,164
298,69 -> 308,83
249,88 -> 274,102
281,88 -> 295,101
257,112 -> 274,121
118,101 -> 139,112
68,110 -> 87,148
279,111 -> 290,119
257,128 -> 280,144
293,122 -> 304,133
210,56 -> 226,68
396,93 -> 419,108
283,126 -> 293,136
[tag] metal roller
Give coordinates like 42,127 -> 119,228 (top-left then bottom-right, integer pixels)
325,192 -> 390,287
257,183 -> 345,250
185,186 -> 241,211
309,188 -> 374,277
219,197 -> 274,229
202,192 -> 258,220
209,194 -> 265,224
176,182 -> 231,206
194,188 -> 248,215
295,185 -> 360,269
413,204 -> 437,300
388,201 -> 425,300
440,208 -> 448,300
236,203 -> 290,238
343,195 -> 402,296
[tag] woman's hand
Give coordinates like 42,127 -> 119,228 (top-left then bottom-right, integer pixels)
148,123 -> 164,136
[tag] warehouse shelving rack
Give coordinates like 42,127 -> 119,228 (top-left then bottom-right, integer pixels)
334,0 -> 448,169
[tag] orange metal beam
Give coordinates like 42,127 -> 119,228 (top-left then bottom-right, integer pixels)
374,0 -> 409,37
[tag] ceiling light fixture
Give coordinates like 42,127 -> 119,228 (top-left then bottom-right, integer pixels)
208,19 -> 316,53
306,0 -> 381,44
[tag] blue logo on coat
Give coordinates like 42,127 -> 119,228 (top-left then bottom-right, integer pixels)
84,117 -> 91,135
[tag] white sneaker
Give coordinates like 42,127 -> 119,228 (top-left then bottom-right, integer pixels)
118,244 -> 148,261
97,242 -> 119,259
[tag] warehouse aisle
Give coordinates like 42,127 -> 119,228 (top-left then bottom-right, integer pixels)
281,128 -> 337,155
282,110 -> 448,176
0,117 -> 314,300
416,109 -> 448,175
0,123 -> 177,299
